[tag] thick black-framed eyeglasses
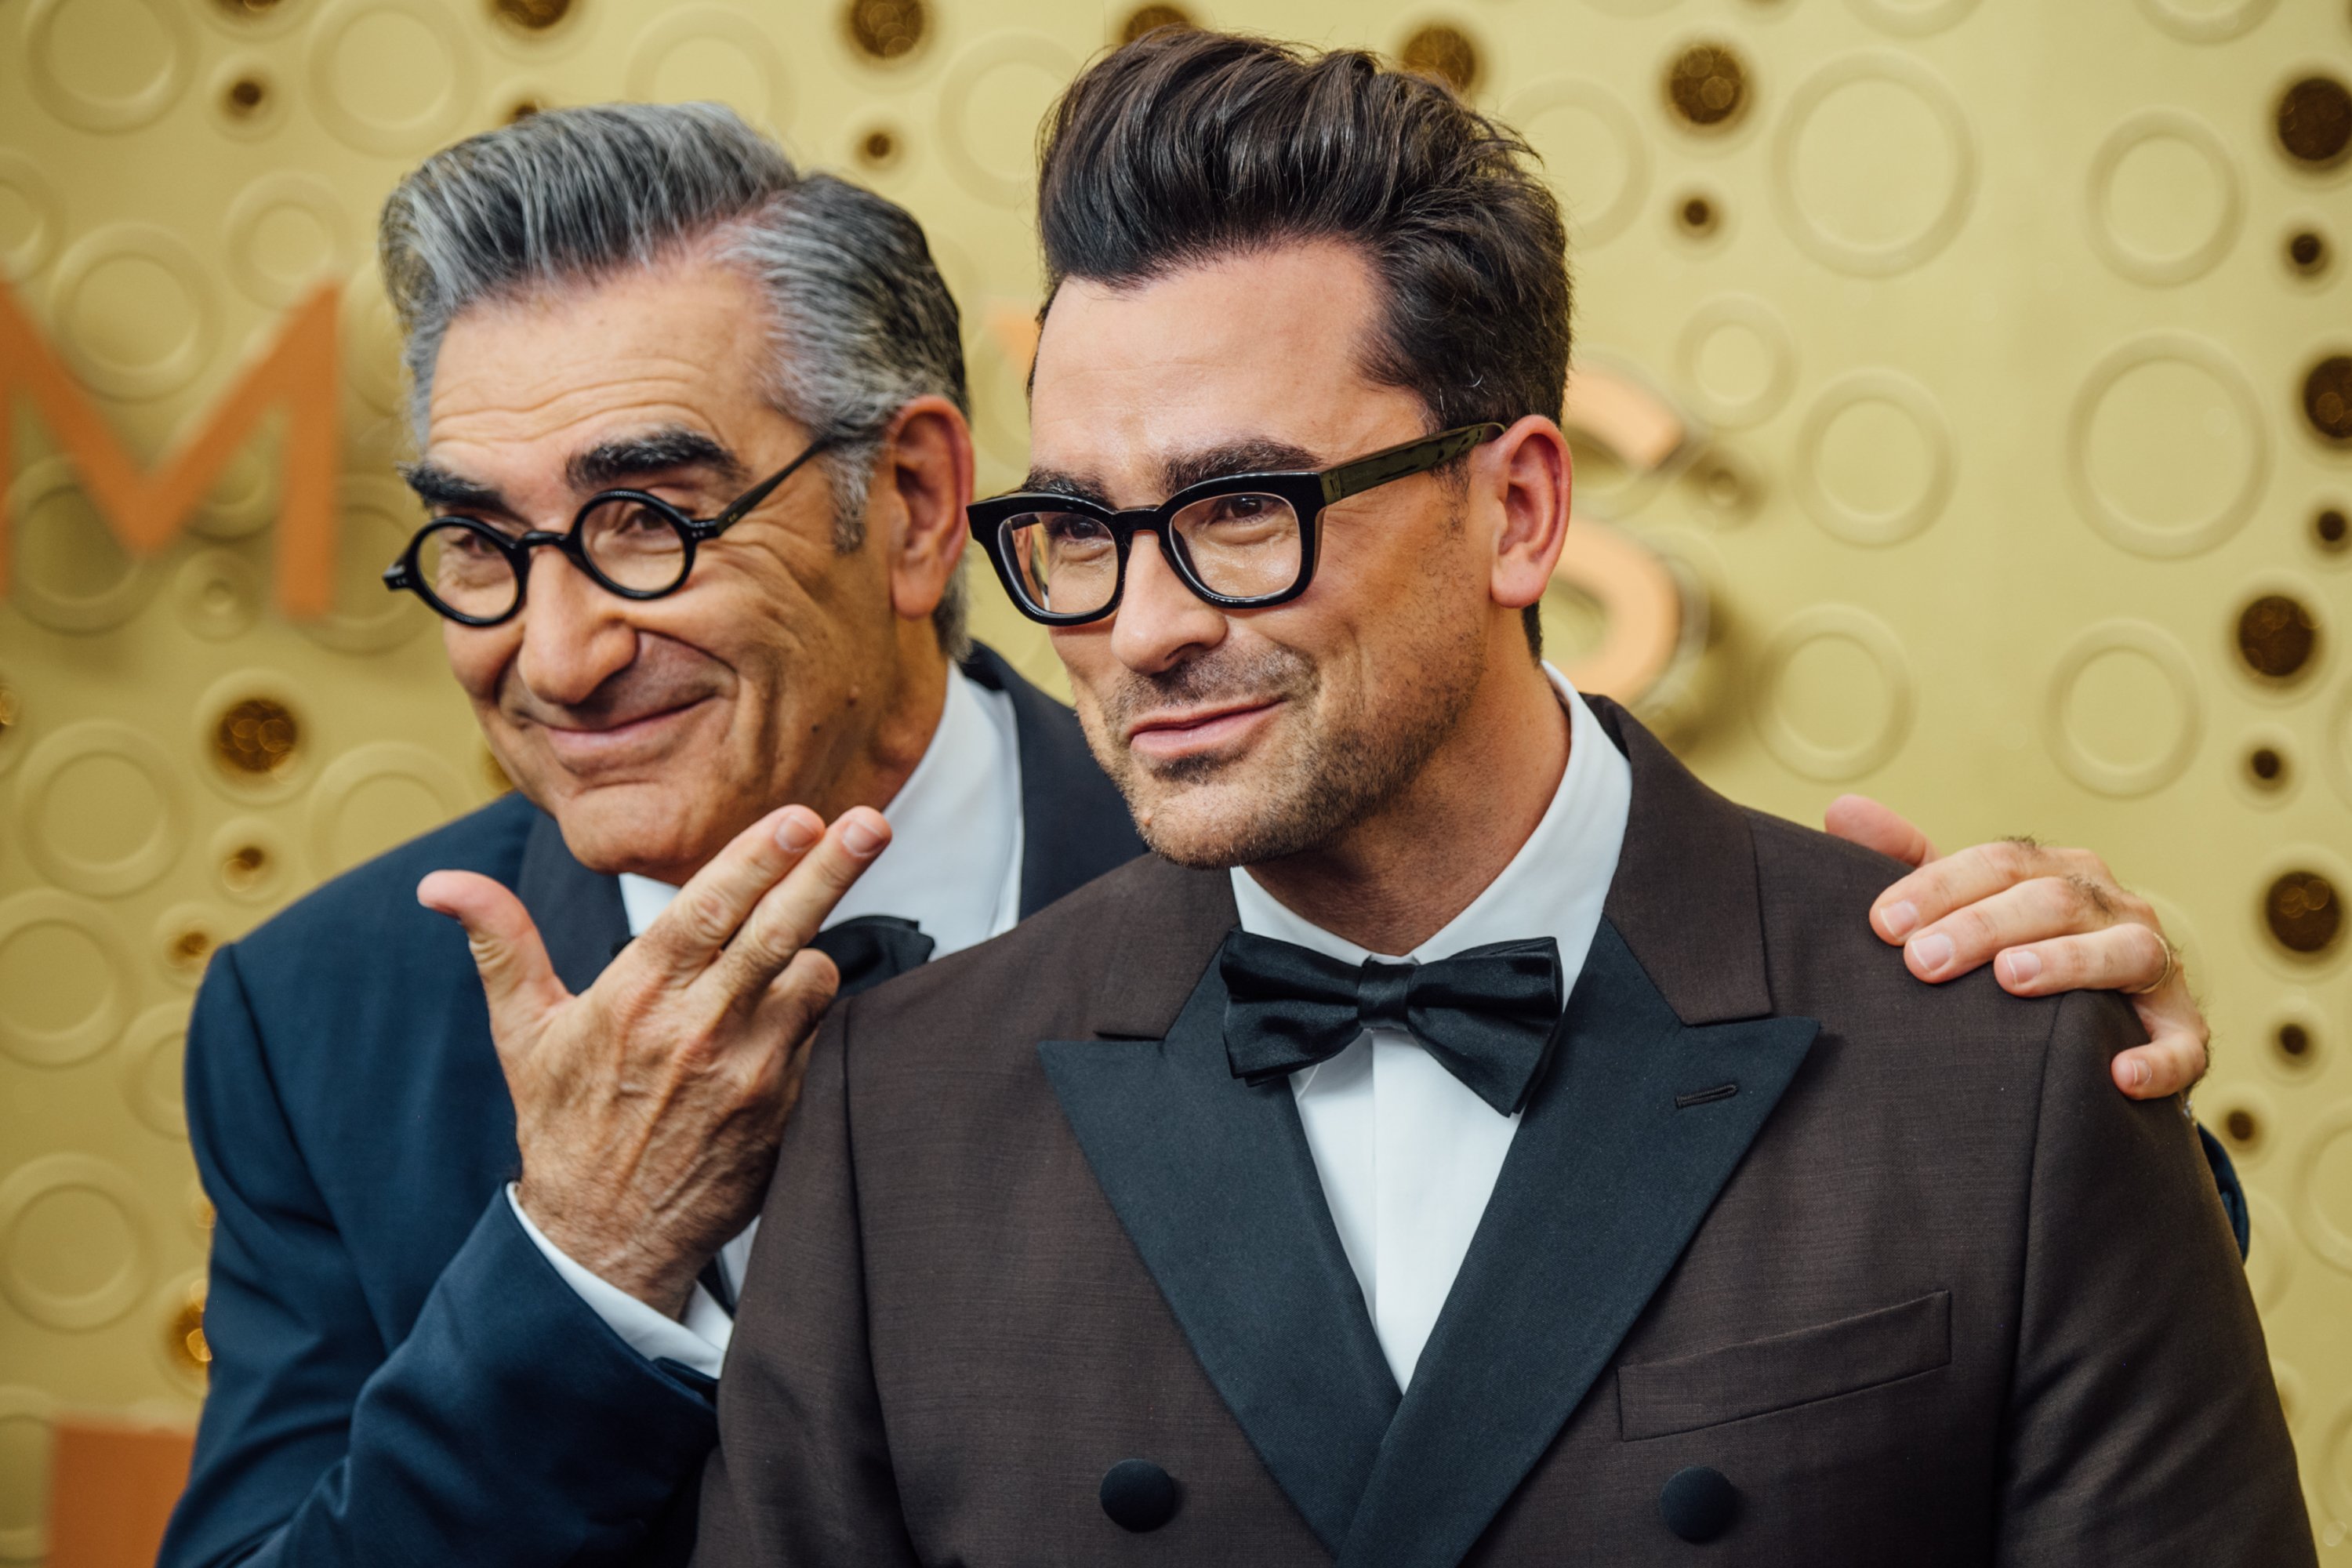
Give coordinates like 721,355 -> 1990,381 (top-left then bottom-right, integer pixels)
967,423 -> 1507,627
382,435 -> 840,626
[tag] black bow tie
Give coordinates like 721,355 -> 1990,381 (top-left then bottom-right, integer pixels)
1218,928 -> 1566,1116
808,915 -> 936,997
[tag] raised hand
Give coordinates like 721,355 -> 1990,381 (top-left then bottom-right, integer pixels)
417,804 -> 891,1317
1824,794 -> 2206,1102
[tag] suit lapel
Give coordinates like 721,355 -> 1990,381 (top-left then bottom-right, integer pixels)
1040,864 -> 1397,1555
962,644 -> 1145,916
1335,920 -> 1817,1568
514,808 -> 629,994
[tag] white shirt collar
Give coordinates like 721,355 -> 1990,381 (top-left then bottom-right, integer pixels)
1229,666 -> 1632,980
618,663 -> 1025,958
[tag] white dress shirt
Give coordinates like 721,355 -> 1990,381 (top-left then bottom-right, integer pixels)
1227,669 -> 1631,1391
512,665 -> 1025,1377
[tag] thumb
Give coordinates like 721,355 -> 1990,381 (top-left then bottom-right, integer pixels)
418,870 -> 569,1058
1824,793 -> 1940,868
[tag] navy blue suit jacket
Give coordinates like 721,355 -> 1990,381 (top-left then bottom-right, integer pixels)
159,648 -> 1144,1568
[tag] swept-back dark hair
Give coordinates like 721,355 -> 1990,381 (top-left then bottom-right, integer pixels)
1036,28 -> 1572,653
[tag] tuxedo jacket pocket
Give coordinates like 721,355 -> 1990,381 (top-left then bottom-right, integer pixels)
1615,1290 -> 1951,1440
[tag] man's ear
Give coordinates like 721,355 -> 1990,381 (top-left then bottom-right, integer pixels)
1485,415 -> 1573,617
879,394 -> 975,625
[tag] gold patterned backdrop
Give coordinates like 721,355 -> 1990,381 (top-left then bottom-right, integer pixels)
1,0 -> 2348,1558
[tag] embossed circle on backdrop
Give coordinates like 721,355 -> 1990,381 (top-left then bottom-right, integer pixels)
49,222 -> 219,402
16,720 -> 186,898
2298,1100 -> 2352,1279
23,0 -> 198,134
0,1385 -> 56,1562
1505,80 -> 1651,249
211,56 -> 292,141
624,6 -> 789,133
224,172 -> 355,310
940,35 -> 1082,209
2067,332 -> 2267,559
1771,53 -> 1976,277
298,476 -> 434,654
118,1002 -> 189,1139
0,1154 -> 152,1332
2133,0 -> 2278,44
192,670 -> 314,805
210,816 -> 299,905
2086,111 -> 2241,286
1752,604 -> 1916,782
5,457 -> 160,633
1674,295 -> 1795,430
1845,0 -> 1981,39
0,151 -> 63,282
308,742 -> 474,877
1792,370 -> 1953,546
0,891 -> 131,1069
173,549 -> 263,641
152,901 -> 229,989
307,0 -> 479,158
2043,620 -> 2202,797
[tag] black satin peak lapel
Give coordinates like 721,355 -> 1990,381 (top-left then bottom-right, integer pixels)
1336,920 -> 1818,1568
514,809 -> 630,996
1040,954 -> 1398,1555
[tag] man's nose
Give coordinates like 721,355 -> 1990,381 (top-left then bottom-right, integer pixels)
514,549 -> 637,706
1108,532 -> 1229,674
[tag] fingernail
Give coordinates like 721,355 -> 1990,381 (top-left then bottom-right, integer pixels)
841,814 -> 887,858
1880,901 -> 1919,940
2002,949 -> 2042,986
775,811 -> 821,852
2132,1058 -> 2151,1091
1909,932 -> 1955,975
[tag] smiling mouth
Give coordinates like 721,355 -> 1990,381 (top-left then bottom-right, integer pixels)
532,697 -> 712,767
1123,699 -> 1282,760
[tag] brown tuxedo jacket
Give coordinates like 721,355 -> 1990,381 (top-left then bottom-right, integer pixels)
695,700 -> 2311,1567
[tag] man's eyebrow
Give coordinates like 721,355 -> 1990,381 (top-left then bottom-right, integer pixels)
1017,467 -> 1115,509
1162,439 -> 1320,496
567,428 -> 747,494
1017,441 -> 1322,512
399,462 -> 510,517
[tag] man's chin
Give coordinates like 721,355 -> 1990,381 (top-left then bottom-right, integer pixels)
1124,779 -> 1322,871
534,779 -> 714,881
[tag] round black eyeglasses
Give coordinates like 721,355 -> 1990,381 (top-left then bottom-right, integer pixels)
967,423 -> 1505,627
382,436 -> 839,626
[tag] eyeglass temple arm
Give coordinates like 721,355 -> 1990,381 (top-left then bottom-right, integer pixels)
1318,423 -> 1508,506
709,434 -> 841,531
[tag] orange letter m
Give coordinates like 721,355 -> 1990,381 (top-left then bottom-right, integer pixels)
0,276 -> 340,617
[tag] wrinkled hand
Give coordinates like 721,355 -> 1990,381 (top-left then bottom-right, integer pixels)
1823,795 -> 2208,1102
418,804 -> 891,1317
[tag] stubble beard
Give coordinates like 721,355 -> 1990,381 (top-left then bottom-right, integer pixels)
1083,624 -> 1486,872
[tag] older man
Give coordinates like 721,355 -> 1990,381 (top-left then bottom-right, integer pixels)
165,102 -> 2225,1568
697,35 -> 2301,1566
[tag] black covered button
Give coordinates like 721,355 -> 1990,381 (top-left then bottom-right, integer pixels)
1100,1458 -> 1179,1533
1658,1465 -> 1737,1544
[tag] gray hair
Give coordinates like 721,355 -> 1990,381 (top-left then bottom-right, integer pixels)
377,101 -> 971,654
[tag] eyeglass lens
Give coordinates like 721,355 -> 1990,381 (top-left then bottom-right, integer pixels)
1000,491 -> 1304,617
414,500 -> 694,619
